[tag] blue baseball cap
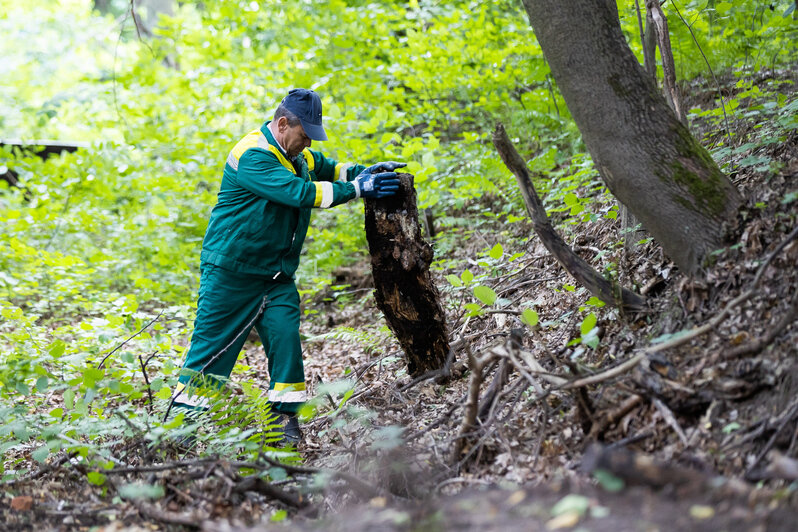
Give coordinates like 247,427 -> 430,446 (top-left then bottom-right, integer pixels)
280,88 -> 328,141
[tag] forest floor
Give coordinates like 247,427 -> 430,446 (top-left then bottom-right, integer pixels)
2,72 -> 797,531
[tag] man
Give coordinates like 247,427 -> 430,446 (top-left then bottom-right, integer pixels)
170,88 -> 404,444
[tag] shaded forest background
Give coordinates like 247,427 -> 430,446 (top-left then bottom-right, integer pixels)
1,0 -> 797,529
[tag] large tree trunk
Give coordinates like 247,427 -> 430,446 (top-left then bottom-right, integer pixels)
521,0 -> 741,274
364,173 -> 449,376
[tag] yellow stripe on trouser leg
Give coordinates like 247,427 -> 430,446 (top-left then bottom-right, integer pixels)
269,382 -> 307,403
178,266 -> 307,416
171,381 -> 211,410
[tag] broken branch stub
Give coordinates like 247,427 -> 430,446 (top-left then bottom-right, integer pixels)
364,173 -> 450,376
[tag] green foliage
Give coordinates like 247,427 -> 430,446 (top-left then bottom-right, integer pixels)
0,0 -> 795,492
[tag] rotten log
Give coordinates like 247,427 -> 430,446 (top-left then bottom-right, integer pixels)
1,139 -> 86,189
492,124 -> 646,312
364,173 -> 450,376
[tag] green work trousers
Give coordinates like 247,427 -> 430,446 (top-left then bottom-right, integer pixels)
174,263 -> 306,415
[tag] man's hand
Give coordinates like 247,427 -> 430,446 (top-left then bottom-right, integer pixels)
353,162 -> 404,199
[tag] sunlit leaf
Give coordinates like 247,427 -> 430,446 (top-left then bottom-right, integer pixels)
473,285 -> 497,306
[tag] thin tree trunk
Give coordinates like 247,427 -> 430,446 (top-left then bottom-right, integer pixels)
646,0 -> 687,125
521,0 -> 741,274
493,124 -> 646,312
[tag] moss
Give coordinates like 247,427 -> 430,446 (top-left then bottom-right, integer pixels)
665,122 -> 731,218
669,159 -> 728,218
607,74 -> 628,99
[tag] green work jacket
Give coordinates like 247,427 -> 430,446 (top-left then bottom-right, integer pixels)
200,121 -> 364,278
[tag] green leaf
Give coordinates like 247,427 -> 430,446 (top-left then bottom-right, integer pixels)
155,387 -> 172,400
464,303 -> 484,317
593,469 -> 625,492
489,243 -> 503,260
118,482 -> 165,500
585,296 -> 605,308
580,313 -> 597,336
35,376 -> 49,392
49,407 -> 64,418
64,389 -> 75,409
461,269 -> 474,284
87,471 -> 107,486
15,381 -> 30,396
582,329 -> 600,349
32,446 -> 50,463
521,308 -> 539,328
715,2 -> 732,14
722,422 -> 741,434
551,494 -> 590,517
446,274 -> 463,287
271,509 -> 288,522
473,285 -> 497,306
48,339 -> 66,358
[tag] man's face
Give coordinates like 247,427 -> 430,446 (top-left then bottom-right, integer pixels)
277,118 -> 312,158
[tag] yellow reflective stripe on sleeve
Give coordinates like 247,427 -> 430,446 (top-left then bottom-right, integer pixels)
273,382 -> 306,391
314,181 -> 333,208
302,148 -> 315,171
334,162 -> 353,181
313,182 -> 324,207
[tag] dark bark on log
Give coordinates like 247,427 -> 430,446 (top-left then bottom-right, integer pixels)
493,124 -> 646,313
521,0 -> 741,274
364,173 -> 450,376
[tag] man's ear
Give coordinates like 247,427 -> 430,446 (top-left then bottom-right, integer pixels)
275,116 -> 288,131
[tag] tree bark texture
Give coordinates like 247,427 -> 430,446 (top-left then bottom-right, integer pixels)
522,0 -> 741,274
364,173 -> 450,376
493,124 -> 646,312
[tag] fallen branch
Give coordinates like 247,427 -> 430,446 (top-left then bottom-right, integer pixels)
139,351 -> 158,411
560,224 -> 798,391
3,451 -> 78,486
724,292 -> 798,360
745,397 -> 798,479
98,311 -> 164,369
587,394 -> 644,441
492,123 -> 646,313
652,397 -> 688,446
451,347 -> 492,464
257,454 -> 384,501
131,499 -> 199,528
232,475 -> 309,509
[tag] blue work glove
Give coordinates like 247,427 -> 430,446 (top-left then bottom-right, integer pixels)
352,162 -> 405,199
366,161 -> 407,173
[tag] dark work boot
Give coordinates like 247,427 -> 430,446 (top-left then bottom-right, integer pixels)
275,414 -> 301,446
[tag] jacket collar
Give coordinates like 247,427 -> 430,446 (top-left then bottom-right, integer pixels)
262,121 -> 294,161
